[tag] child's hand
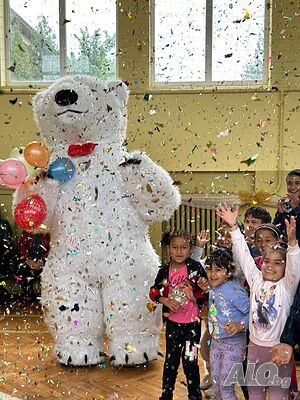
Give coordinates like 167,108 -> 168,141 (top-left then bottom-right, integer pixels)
223,321 -> 245,335
216,203 -> 239,229
159,297 -> 181,312
196,230 -> 210,248
197,277 -> 209,292
182,284 -> 196,301
244,231 -> 254,245
285,216 -> 297,246
270,343 -> 293,367
25,259 -> 44,270
277,198 -> 286,213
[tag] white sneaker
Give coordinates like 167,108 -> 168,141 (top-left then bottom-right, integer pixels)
200,374 -> 212,389
203,387 -> 217,399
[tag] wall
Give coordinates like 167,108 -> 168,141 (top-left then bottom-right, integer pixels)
0,0 -> 299,251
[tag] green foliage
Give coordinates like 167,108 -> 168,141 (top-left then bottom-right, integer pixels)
68,27 -> 116,80
11,16 -> 59,81
11,22 -> 36,80
10,12 -> 116,82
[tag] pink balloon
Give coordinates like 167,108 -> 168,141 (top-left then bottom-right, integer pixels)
0,158 -> 27,188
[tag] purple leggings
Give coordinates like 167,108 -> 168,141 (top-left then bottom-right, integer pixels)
247,340 -> 292,400
210,334 -> 246,400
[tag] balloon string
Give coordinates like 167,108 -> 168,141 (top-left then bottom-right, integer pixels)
25,182 -> 32,197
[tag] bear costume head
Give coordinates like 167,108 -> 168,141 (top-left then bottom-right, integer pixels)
33,76 -> 129,150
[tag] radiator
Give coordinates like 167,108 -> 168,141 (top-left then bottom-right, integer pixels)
162,204 -> 221,261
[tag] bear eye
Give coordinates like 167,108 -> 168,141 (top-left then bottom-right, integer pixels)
55,89 -> 78,106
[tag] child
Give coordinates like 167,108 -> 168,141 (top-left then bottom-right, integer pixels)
253,224 -> 282,269
254,224 -> 281,254
0,213 -> 16,275
0,214 -> 16,305
216,204 -> 300,400
272,281 -> 300,365
18,230 -> 50,300
244,206 -> 272,257
249,223 -> 298,399
271,281 -> 300,400
273,169 -> 300,245
193,225 -> 245,399
197,248 -> 250,400
149,230 -> 207,400
193,223 -> 245,285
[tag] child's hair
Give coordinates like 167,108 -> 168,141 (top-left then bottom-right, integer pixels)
161,230 -> 195,246
287,169 -> 300,178
254,223 -> 281,241
205,247 -> 235,274
262,242 -> 287,262
244,206 -> 271,224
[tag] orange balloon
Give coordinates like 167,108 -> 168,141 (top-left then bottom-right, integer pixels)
24,141 -> 50,168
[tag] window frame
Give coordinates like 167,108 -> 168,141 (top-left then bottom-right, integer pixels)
149,0 -> 271,89
1,0 -> 118,88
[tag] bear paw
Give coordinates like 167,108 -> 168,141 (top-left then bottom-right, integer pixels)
109,334 -> 159,367
55,339 -> 106,366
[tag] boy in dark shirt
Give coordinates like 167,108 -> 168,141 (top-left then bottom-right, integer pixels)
273,169 -> 300,245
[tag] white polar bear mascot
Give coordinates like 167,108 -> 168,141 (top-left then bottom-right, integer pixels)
15,75 -> 180,367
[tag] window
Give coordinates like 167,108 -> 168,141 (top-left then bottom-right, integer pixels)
152,0 -> 267,85
5,0 -> 116,85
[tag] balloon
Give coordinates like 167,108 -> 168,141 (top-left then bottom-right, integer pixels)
10,146 -> 36,176
14,194 -> 47,230
24,141 -> 50,168
0,158 -> 27,188
48,157 -> 75,182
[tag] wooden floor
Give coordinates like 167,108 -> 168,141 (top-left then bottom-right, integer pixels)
0,300 -> 299,400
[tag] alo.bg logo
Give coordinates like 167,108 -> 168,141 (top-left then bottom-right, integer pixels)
224,363 -> 291,388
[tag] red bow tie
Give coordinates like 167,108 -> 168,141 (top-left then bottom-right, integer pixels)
68,142 -> 96,157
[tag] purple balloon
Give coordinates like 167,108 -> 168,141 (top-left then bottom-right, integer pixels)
0,158 -> 27,188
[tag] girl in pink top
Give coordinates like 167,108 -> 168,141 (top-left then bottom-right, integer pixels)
149,230 -> 207,400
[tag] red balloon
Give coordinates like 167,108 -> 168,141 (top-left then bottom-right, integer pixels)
14,194 -> 47,230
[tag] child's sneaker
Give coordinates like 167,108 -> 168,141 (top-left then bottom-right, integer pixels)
200,374 -> 212,390
203,387 -> 217,399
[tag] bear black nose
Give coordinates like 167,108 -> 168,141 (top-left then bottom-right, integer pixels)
54,89 -> 78,106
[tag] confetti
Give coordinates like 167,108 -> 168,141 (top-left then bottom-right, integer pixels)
7,62 -> 16,72
143,93 -> 152,101
191,144 -> 198,154
124,342 -> 137,353
9,97 -> 18,105
240,153 -> 259,166
217,128 -> 230,137
146,183 -> 153,193
146,302 -> 157,312
71,303 -> 79,312
244,8 -> 250,20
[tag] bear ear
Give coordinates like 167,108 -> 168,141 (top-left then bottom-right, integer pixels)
107,80 -> 129,107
